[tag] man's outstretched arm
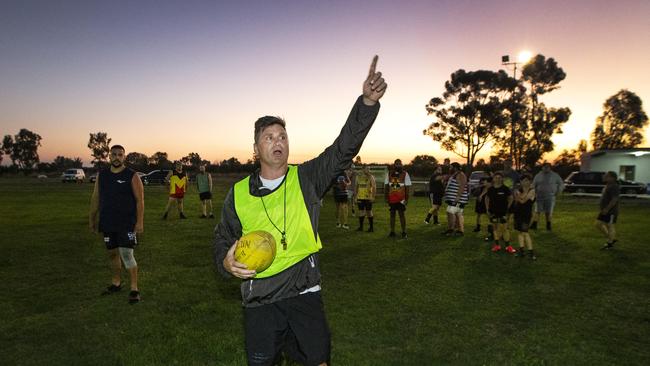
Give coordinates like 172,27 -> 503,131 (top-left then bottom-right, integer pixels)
300,55 -> 387,197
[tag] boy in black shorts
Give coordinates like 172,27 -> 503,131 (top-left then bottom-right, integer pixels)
597,171 -> 620,249
473,176 -> 490,234
513,173 -> 536,260
486,172 -> 514,253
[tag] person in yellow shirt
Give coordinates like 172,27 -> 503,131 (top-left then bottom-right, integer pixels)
354,164 -> 376,232
163,162 -> 188,220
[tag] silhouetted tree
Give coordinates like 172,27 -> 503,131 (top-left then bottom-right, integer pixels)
53,156 -> 83,171
5,129 -> 43,172
125,152 -> 149,171
592,89 -> 648,150
424,69 -> 517,167
494,54 -> 570,169
148,151 -> 172,169
3,135 -> 15,166
406,154 -> 438,178
554,139 -> 588,178
181,152 -> 203,169
87,132 -> 111,168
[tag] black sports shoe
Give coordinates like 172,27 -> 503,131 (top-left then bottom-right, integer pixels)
180,212 -> 187,219
472,225 -> 481,232
200,214 -> 207,218
367,227 -> 374,232
388,232 -> 396,238
546,221 -> 552,231
101,284 -> 122,296
601,242 -> 614,250
401,232 -> 408,239
442,229 -> 454,236
516,248 -> 526,258
128,290 -> 141,304
454,231 -> 464,237
209,213 -> 215,219
530,221 -> 537,230
162,212 -> 168,220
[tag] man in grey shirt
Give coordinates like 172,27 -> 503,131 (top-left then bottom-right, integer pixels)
531,163 -> 564,231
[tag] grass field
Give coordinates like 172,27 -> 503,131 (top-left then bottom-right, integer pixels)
1,176 -> 649,365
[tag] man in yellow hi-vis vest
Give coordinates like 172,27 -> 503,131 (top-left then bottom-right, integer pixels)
215,56 -> 386,366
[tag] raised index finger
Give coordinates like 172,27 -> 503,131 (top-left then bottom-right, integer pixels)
367,55 -> 378,78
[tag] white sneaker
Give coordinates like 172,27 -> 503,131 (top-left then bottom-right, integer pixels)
342,224 -> 350,230
336,223 -> 341,228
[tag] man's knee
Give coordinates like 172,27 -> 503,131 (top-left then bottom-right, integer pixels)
118,247 -> 137,269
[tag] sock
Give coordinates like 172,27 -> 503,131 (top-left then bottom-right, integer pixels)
425,213 -> 432,222
358,216 -> 365,229
487,224 -> 494,234
433,215 -> 439,224
368,217 -> 374,229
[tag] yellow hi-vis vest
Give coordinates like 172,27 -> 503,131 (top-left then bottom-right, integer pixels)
234,165 -> 322,278
356,173 -> 373,200
169,173 -> 187,195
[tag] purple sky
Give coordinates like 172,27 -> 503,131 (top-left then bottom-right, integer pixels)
1,0 -> 649,165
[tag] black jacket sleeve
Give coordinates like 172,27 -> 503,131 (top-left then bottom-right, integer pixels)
299,95 -> 380,198
213,187 -> 242,278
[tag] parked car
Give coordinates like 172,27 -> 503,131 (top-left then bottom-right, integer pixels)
468,170 -> 490,196
564,171 -> 646,194
61,168 -> 85,183
141,170 -> 171,185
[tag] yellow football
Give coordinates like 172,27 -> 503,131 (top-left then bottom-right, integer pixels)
234,230 -> 277,273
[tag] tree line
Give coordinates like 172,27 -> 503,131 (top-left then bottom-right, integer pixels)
2,55 -> 647,175
423,53 -> 648,170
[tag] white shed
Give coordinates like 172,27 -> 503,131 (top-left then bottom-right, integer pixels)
581,148 -> 650,184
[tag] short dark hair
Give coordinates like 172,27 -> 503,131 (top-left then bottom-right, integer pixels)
110,145 -> 125,152
451,162 -> 461,169
493,171 -> 504,177
520,173 -> 532,181
254,116 -> 286,143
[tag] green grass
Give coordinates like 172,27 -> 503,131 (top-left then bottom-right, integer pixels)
1,177 -> 649,365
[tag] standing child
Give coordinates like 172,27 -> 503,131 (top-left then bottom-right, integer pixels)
473,176 -> 491,233
486,172 -> 514,253
513,173 -> 536,260
597,171 -> 620,249
424,166 -> 444,225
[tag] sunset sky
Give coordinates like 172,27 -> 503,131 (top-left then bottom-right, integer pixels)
1,0 -> 649,166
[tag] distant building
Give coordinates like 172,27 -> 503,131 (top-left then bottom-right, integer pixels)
581,148 -> 650,183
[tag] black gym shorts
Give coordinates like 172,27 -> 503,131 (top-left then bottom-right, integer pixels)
244,292 -> 331,366
199,191 -> 212,201
597,213 -> 617,224
389,202 -> 406,212
357,199 -> 373,211
103,232 -> 137,250
489,215 -> 507,224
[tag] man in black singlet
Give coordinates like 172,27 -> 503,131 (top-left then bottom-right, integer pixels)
89,145 -> 144,304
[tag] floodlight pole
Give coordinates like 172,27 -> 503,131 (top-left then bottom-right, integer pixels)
501,55 -> 521,166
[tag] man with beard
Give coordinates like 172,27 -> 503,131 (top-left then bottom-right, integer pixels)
385,159 -> 412,239
89,145 -> 144,304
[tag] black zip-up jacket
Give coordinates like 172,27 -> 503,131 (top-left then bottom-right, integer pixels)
213,95 -> 380,307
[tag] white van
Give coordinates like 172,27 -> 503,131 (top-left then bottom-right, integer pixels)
61,168 -> 85,183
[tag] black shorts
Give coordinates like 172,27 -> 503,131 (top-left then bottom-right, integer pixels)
514,216 -> 532,232
244,292 -> 330,366
489,215 -> 507,224
199,191 -> 212,201
444,200 -> 466,209
334,195 -> 348,203
103,232 -> 137,250
357,200 -> 373,211
475,200 -> 487,214
597,213 -> 618,224
429,193 -> 442,206
389,202 -> 406,212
